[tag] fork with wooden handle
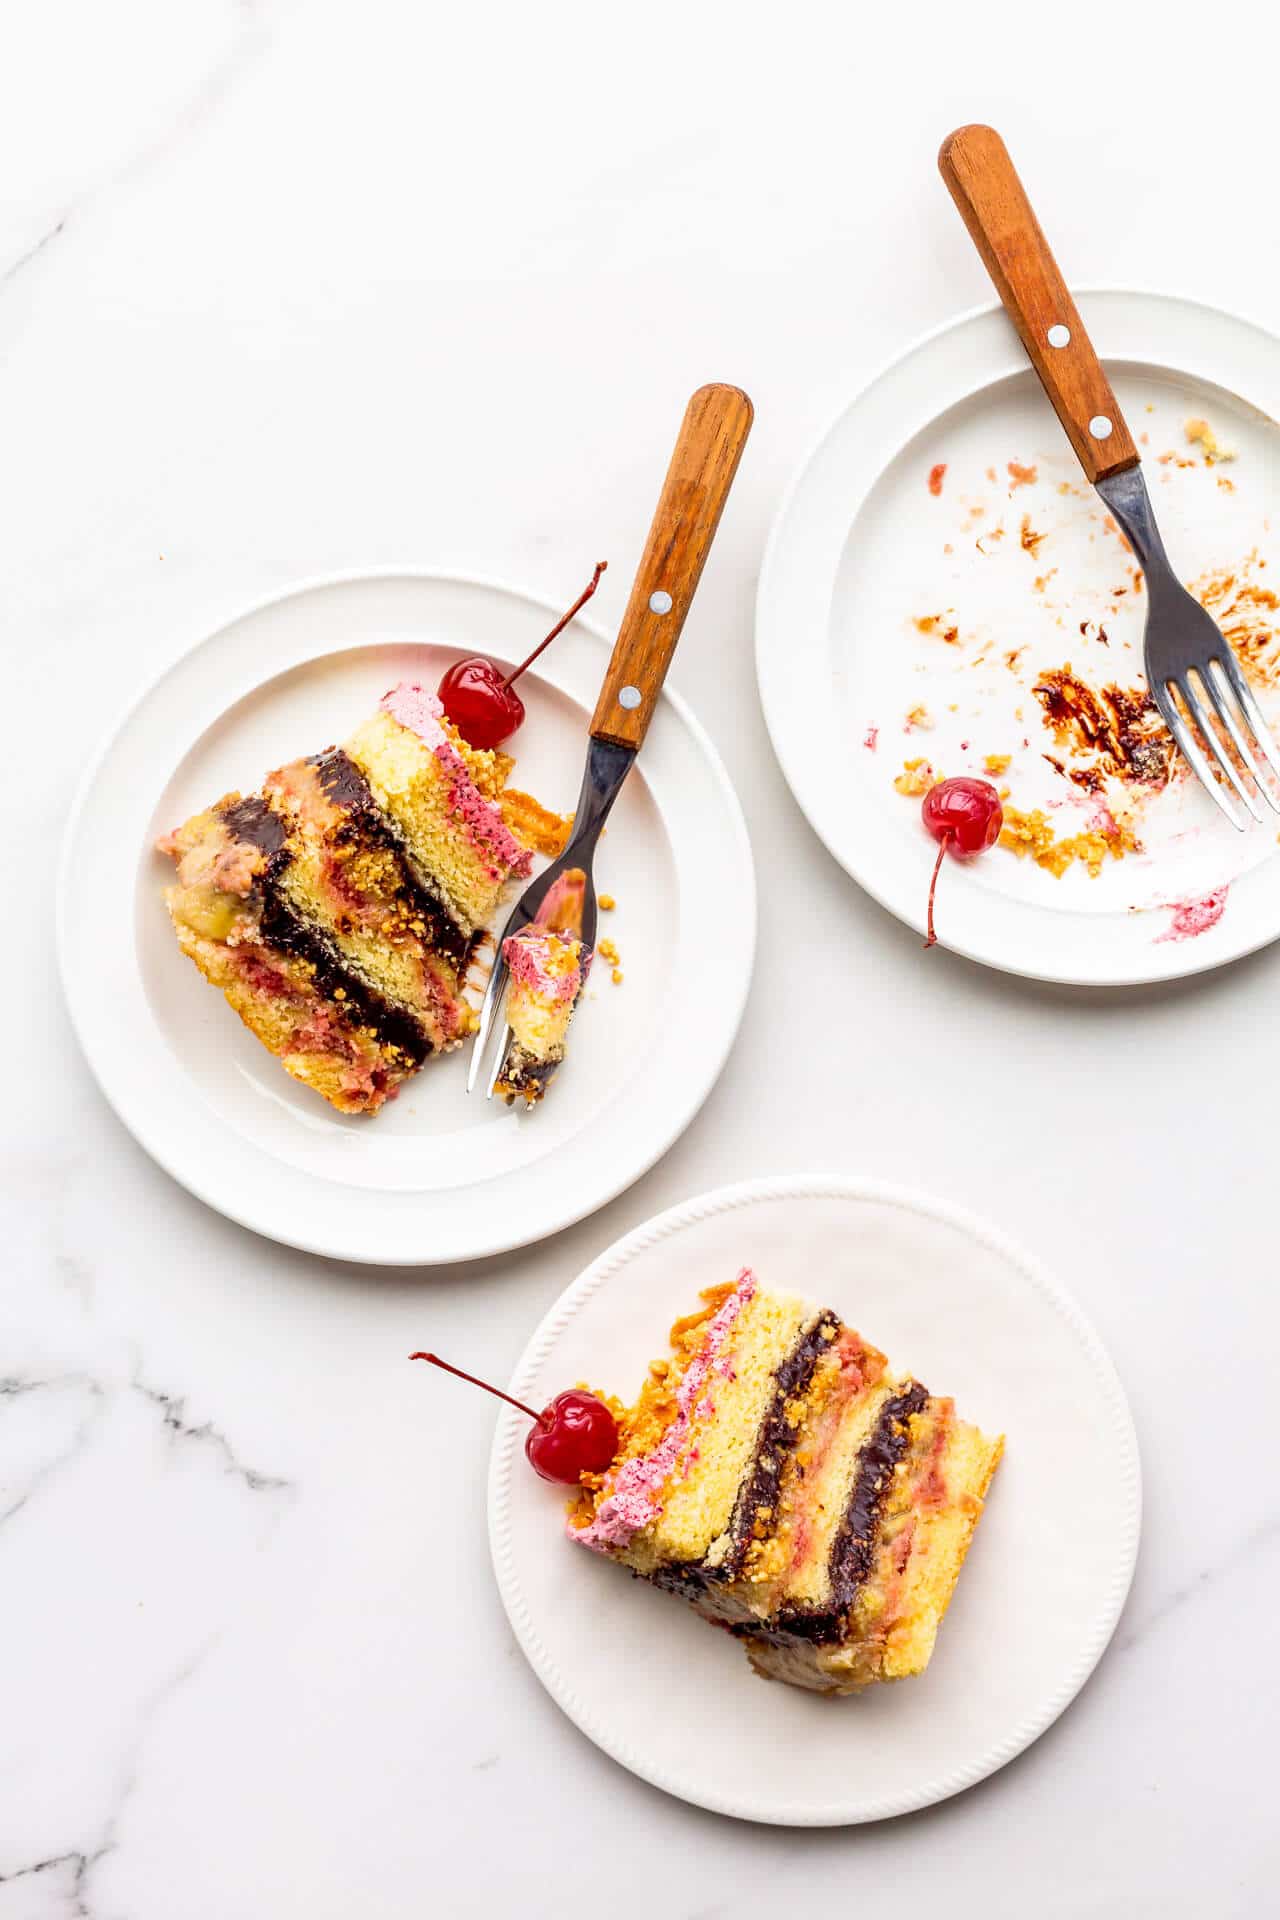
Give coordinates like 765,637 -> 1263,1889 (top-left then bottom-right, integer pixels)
468,381 -> 754,1095
939,122 -> 1280,830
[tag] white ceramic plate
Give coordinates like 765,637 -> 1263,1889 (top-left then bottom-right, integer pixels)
757,290 -> 1280,984
489,1175 -> 1140,1826
58,572 -> 755,1264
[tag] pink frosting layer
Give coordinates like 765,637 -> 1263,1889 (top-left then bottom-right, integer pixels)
379,682 -> 532,877
503,929 -> 586,1004
570,1270 -> 757,1553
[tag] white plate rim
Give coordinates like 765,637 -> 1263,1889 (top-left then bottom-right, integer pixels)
755,285 -> 1280,987
56,566 -> 757,1264
488,1172 -> 1142,1826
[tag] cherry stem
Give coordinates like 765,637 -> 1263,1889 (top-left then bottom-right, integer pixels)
503,561 -> 607,690
410,1351 -> 546,1426
925,832 -> 950,950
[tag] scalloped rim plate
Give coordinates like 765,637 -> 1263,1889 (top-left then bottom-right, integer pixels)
489,1175 -> 1141,1825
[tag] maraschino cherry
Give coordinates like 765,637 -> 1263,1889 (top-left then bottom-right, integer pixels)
438,561 -> 607,750
410,1350 -> 618,1485
921,777 -> 1003,950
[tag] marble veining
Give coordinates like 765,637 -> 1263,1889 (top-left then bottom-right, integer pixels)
0,1634 -> 223,1919
0,216 -> 68,292
129,1379 -> 293,1496
0,1848 -> 104,1918
0,1375 -> 106,1526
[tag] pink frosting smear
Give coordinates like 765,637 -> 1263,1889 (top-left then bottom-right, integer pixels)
379,682 -> 532,877
570,1270 -> 757,1553
503,929 -> 585,1003
1155,885 -> 1229,944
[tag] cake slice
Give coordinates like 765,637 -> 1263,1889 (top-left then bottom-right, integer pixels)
568,1270 -> 1002,1694
493,927 -> 588,1104
157,682 -> 534,1114
493,869 -> 591,1105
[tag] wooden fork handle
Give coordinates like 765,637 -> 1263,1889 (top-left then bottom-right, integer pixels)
938,124 -> 1139,485
590,382 -> 753,750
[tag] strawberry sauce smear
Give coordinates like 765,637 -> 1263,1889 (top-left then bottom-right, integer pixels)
1155,886 -> 1229,944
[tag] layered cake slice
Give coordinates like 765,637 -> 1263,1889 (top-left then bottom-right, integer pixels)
569,1271 -> 1002,1694
494,869 -> 591,1105
493,928 -> 588,1104
157,683 -> 534,1113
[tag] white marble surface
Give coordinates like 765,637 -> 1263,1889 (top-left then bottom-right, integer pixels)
5,1 -> 1278,1910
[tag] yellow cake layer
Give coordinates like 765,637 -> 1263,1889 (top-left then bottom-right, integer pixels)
871,1410 -> 1004,1684
507,995 -> 571,1058
506,939 -> 582,1058
345,709 -> 516,935
619,1288 -> 815,1575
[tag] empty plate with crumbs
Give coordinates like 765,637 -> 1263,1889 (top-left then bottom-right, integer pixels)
759,290 -> 1280,984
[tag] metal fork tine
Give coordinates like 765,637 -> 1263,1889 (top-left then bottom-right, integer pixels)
1216,649 -> 1280,788
466,959 -> 508,1094
1204,659 -> 1280,816
1178,672 -> 1264,823
485,1024 -> 512,1101
1156,683 -> 1246,831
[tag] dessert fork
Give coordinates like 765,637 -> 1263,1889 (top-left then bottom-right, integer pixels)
939,123 -> 1280,830
467,381 -> 754,1095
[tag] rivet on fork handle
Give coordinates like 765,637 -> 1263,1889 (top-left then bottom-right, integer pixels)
590,382 -> 753,751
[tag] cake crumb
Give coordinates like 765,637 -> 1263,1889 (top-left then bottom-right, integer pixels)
894,758 -> 936,796
1185,417 -> 1235,464
904,704 -> 934,731
983,753 -> 1011,775
1007,460 -> 1038,488
611,968 -> 624,984
501,789 -> 573,856
913,614 -> 960,644
598,893 -> 616,910
928,463 -> 947,495
999,804 -> 1139,877
1020,515 -> 1046,555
